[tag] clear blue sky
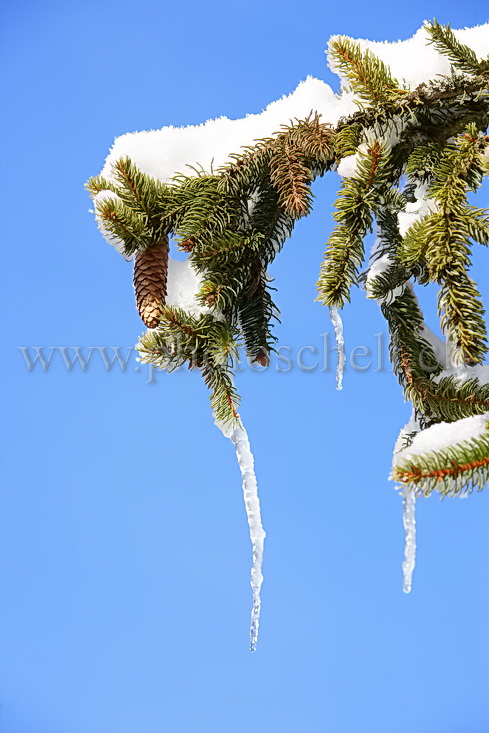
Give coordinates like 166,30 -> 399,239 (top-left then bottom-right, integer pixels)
1,1 -> 489,731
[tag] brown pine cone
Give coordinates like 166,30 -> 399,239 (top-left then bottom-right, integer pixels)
254,348 -> 270,367
133,238 -> 169,328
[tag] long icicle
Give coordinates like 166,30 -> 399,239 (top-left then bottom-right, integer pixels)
402,491 -> 416,593
214,413 -> 267,650
329,306 -> 346,391
230,422 -> 266,650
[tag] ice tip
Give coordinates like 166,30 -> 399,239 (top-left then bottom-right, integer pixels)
329,305 -> 346,393
249,619 -> 259,651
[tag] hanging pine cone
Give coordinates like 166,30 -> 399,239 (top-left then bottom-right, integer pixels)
254,348 -> 270,367
133,238 -> 169,328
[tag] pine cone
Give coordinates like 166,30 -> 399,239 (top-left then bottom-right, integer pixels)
133,238 -> 169,328
254,348 -> 270,367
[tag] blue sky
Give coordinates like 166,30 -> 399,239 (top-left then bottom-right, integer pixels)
1,1 -> 489,731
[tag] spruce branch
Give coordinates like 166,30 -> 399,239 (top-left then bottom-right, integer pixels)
334,124 -> 362,159
94,196 -> 154,255
191,230 -> 263,267
238,264 -> 279,364
393,422 -> 489,496
367,262 -> 411,301
438,271 -> 487,366
337,75 -> 489,159
286,114 -> 335,168
85,174 -> 119,196
405,141 -> 444,184
111,157 -> 171,222
269,139 -> 313,218
217,115 -> 334,200
89,24 -> 489,506
171,174 -> 241,248
201,358 -> 241,425
138,307 -> 241,424
246,185 -> 295,259
317,140 -> 393,307
329,36 -> 406,105
383,288 -> 489,422
417,127 -> 489,364
426,19 -> 489,78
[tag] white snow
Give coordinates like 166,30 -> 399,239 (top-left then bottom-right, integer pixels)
92,22 -> 489,325
398,190 -> 437,238
166,257 -> 208,318
394,412 -> 489,465
216,417 -> 266,651
329,23 -> 489,92
336,152 -> 359,178
420,324 -> 448,369
432,364 -> 489,386
402,492 -> 416,593
94,21 -> 489,214
329,306 -> 345,390
366,251 -> 405,304
367,185 -> 436,308
394,412 -> 420,454
97,77 -> 347,188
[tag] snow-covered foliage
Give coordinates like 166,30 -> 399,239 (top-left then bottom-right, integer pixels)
433,364 -> 489,386
96,24 -> 489,191
329,24 -> 489,91
394,413 -> 489,465
93,21 -> 488,319
90,20 -> 489,642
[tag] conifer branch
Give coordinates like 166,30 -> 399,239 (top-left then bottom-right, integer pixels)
85,175 -> 119,196
416,127 -> 489,364
89,20 -> 489,501
317,141 -> 393,307
336,75 -> 489,156
138,307 -> 241,423
238,263 -> 278,364
426,19 -> 489,78
383,288 -> 489,422
330,37 -> 406,105
246,186 -> 295,259
269,140 -> 313,218
393,426 -> 489,495
217,115 -> 334,199
95,197 -> 154,254
287,114 -> 335,166
334,124 -> 362,159
111,157 -> 170,223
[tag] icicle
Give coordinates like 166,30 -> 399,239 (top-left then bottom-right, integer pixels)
329,306 -> 345,390
216,416 -> 266,650
402,491 -> 416,593
230,423 -> 266,651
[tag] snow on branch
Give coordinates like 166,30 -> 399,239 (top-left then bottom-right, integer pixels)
392,414 -> 489,496
88,19 -> 489,644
